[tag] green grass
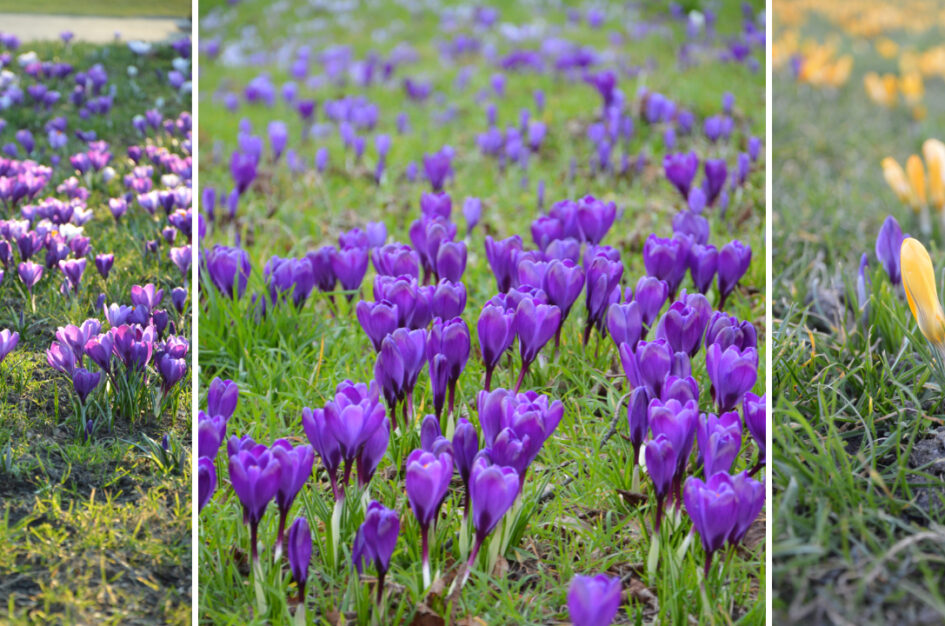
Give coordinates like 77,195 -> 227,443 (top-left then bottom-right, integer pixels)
0,1 -> 191,18
197,0 -> 766,623
772,17 -> 945,626
0,42 -> 191,623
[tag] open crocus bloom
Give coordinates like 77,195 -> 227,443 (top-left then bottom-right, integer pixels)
901,237 -> 945,352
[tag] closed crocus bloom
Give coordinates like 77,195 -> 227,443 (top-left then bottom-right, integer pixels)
18,260 -> 43,291
606,301 -> 642,350
663,151 -> 699,199
94,253 -> 115,279
576,195 -> 616,245
270,439 -> 315,555
531,215 -> 564,251
923,139 -> 945,212
683,473 -> 738,573
431,279 -> 466,320
689,243 -> 718,294
643,234 -> 688,299
645,434 -> 677,529
619,338 -> 672,397
901,237 -> 945,349
205,245 -> 251,299
545,237 -> 581,263
697,411 -> 742,477
198,457 -> 216,512
881,157 -> 914,206
728,471 -> 765,546
356,299 -> 399,352
352,500 -> 400,603
648,398 -> 699,476
742,392 -> 766,469
287,517 -> 312,601
302,406 -> 342,499
655,297 -> 710,357
436,240 -> 466,282
875,215 -> 905,284
717,239 -> 751,308
633,276 -> 669,330
465,458 -> 519,578
429,353 -> 450,420
357,417 -> 389,488
72,367 -> 101,404
197,411 -> 226,459
463,197 -> 482,235
703,159 -> 728,206
324,382 -> 385,467
306,245 -> 337,292
477,303 -> 515,390
331,246 -> 369,298
484,235 -> 523,293
514,297 -> 560,391
544,258 -> 585,321
427,316 -> 471,386
706,344 -> 758,412
207,377 -> 239,420
584,250 -> 623,341
906,154 -> 928,210
0,329 -> 19,364
625,386 -> 649,468
229,447 -> 282,561
567,574 -> 622,626
452,418 -> 479,514
673,210 -> 709,245
157,353 -> 188,392
406,448 -> 453,586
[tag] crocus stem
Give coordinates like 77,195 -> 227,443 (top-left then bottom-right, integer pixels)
421,526 -> 431,588
582,320 -> 592,346
401,401 -> 409,430
704,552 -> 712,576
447,380 -> 456,419
513,361 -> 529,393
483,366 -> 493,392
376,570 -> 386,605
655,496 -> 664,532
342,460 -> 353,496
553,324 -> 562,357
274,510 -> 287,560
718,291 -> 728,310
250,521 -> 259,563
748,460 -> 764,477
460,535 -> 484,589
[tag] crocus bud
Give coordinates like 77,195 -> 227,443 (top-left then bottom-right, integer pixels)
875,215 -> 904,285
606,301 -> 642,350
431,279 -> 466,320
625,386 -> 649,467
229,447 -> 282,561
644,434 -> 677,529
466,458 -> 519,571
406,448 -> 453,586
356,300 -> 399,352
514,297 -> 560,391
633,276 -> 669,330
352,500 -> 400,602
619,338 -> 672,397
478,303 -> 515,390
270,439 -> 315,554
743,392 -> 766,469
663,151 -> 699,199
287,517 -> 312,601
94,253 -> 115,280
717,240 -> 751,309
198,457 -> 216,512
901,236 -> 945,348
704,311 -> 756,351
567,574 -> 622,626
703,159 -> 727,206
436,241 -> 467,282
688,243 -> 718,294
302,407 -> 342,499
207,377 -> 239,420
672,210 -> 708,245
655,293 -> 711,358
0,329 -> 19,364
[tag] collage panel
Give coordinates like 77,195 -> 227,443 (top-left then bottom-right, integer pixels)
773,0 -> 945,624
196,0 -> 766,624
0,4 -> 193,625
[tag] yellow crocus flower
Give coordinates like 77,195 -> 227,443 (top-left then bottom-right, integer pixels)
901,237 -> 945,346
923,139 -> 945,212
906,154 -> 928,208
882,157 -> 913,204
899,72 -> 924,105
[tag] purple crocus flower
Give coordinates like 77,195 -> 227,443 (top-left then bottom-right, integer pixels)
18,261 -> 43,292
654,294 -> 711,358
436,240 -> 467,282
543,258 -> 585,349
717,240 -> 751,309
584,248 -> 623,343
0,329 -> 19,364
625,386 -> 649,469
205,245 -> 251,300
72,367 -> 101,404
198,457 -> 216,512
875,215 -> 904,285
463,197 -> 482,235
743,392 -> 766,473
323,380 -> 385,484
513,297 -> 560,392
703,159 -> 728,206
645,434 -> 677,530
697,411 -> 742,477
728,471 -> 765,546
663,151 -> 699,199
688,243 -> 718,294
606,301 -> 642,351
405,448 -> 453,586
157,353 -> 188,392
431,279 -> 466,320
331,246 -> 369,300
633,276 -> 669,331
229,446 -> 282,561
464,457 -> 519,583
357,417 -> 389,488
706,344 -> 758,412
619,338 -> 672,397
287,517 -> 312,602
673,210 -> 709,245
452,418 -> 479,516
484,235 -> 523,293
351,500 -> 400,603
423,148 -> 452,192
704,311 -> 757,351
427,316 -> 471,417
567,574 -> 622,626
197,411 -> 226,460
643,234 -> 689,300
270,439 -> 315,557
58,258 -> 86,293
207,377 -> 239,420
302,406 -> 343,500
356,299 -> 399,352
371,243 -> 420,279
94,253 -> 115,280
683,473 -> 738,574
478,302 -> 515,391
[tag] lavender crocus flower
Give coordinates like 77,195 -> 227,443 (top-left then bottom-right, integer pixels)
405,449 -> 453,586
229,446 -> 282,562
696,411 -> 742,477
352,500 -> 400,603
270,439 -> 315,557
0,329 -> 19,364
567,574 -> 622,626
484,235 -> 523,293
875,215 -> 904,285
198,457 -> 216,512
683,473 -> 738,573
643,234 -> 688,300
513,297 -> 560,392
478,303 -> 515,391
706,344 -> 758,412
463,457 -> 519,584
717,240 -> 751,309
742,392 -> 766,474
287,517 -> 312,602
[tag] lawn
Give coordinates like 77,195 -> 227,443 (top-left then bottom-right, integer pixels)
772,1 -> 945,623
0,1 -> 191,18
0,38 -> 192,624
197,0 -> 766,624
